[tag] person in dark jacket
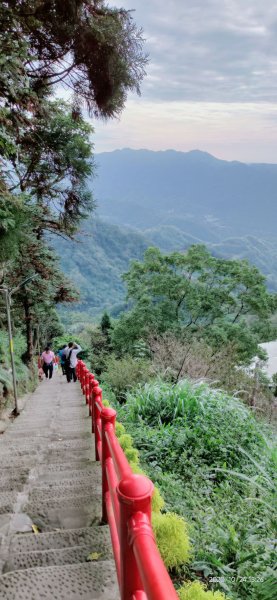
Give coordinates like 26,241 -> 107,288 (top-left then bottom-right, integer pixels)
57,344 -> 67,375
64,342 -> 82,382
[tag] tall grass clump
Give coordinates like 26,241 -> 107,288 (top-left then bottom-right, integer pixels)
125,379 -> 268,471
119,378 -> 276,600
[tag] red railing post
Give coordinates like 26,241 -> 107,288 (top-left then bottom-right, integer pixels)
90,378 -> 99,433
82,367 -> 88,395
76,359 -> 83,381
88,373 -> 95,416
101,407 -> 117,523
94,385 -> 103,461
117,474 -> 154,600
129,512 -> 179,599
80,364 -> 85,391
85,370 -> 90,405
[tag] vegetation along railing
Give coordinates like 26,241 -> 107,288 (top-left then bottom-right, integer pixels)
76,360 -> 178,600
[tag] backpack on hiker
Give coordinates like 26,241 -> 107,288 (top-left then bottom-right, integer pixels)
64,349 -> 73,370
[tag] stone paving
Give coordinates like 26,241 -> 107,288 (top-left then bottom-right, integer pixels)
0,372 -> 119,599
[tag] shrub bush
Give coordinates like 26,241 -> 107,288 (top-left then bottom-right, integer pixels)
124,447 -> 139,464
117,433 -> 133,451
101,354 -> 154,402
177,581 -> 228,600
115,422 -> 126,436
152,512 -> 191,569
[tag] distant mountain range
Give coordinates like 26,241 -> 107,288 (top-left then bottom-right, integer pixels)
92,149 -> 277,240
53,149 -> 277,323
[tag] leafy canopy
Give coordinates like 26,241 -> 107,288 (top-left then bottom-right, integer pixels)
3,0 -> 147,118
113,245 -> 276,361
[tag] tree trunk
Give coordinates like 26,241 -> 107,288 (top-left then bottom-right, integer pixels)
23,296 -> 34,364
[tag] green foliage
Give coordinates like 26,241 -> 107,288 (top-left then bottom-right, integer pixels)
102,399 -> 110,408
112,245 -> 276,361
117,433 -> 133,450
0,331 -> 36,411
152,512 -> 191,569
177,581 -> 228,600
87,324 -> 112,377
147,332 -> 272,413
115,422 -> 126,436
125,380 -> 266,469
1,1 -> 147,118
52,334 -> 83,353
53,218 -> 149,319
119,378 -> 276,599
101,354 -> 154,402
101,312 -> 112,336
152,485 -> 165,513
115,423 -> 165,513
0,196 -> 31,263
124,447 -> 139,464
0,0 -> 147,374
49,216 -> 277,322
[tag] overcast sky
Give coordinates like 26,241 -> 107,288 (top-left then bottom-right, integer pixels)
92,0 -> 277,162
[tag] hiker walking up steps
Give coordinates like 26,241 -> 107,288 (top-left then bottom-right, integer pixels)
57,344 -> 68,375
64,341 -> 82,383
41,346 -> 56,380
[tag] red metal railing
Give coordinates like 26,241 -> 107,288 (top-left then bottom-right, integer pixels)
76,360 -> 178,600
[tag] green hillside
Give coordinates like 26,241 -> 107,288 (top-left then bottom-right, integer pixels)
51,219 -> 150,325
52,218 -> 277,326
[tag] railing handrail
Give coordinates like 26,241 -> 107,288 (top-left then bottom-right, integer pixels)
105,425 -> 132,481
76,360 -> 179,600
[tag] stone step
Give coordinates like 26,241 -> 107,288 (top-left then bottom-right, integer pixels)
7,411 -> 89,424
10,525 -> 111,553
30,483 -> 101,502
4,430 -> 91,441
4,541 -> 113,573
45,449 -> 95,462
0,460 -> 99,504
0,492 -> 18,514
0,375 -> 119,598
6,413 -> 89,425
0,460 -> 94,479
0,560 -> 120,599
0,439 -> 93,454
3,545 -> 107,573
24,494 -> 102,531
0,472 -> 29,491
38,462 -> 99,479
0,449 -> 95,469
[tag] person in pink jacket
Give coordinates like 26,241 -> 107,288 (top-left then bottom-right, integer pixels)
41,346 -> 55,380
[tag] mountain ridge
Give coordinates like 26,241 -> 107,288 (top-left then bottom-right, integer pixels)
91,148 -> 277,239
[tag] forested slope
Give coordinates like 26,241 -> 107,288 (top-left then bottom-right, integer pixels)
53,218 -> 277,323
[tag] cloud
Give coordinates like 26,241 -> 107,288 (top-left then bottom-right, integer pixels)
113,0 -> 277,103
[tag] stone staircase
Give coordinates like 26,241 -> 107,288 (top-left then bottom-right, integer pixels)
0,374 -> 120,599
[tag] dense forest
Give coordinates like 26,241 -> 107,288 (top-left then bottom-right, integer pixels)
0,0 -> 146,398
0,3 -> 276,600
